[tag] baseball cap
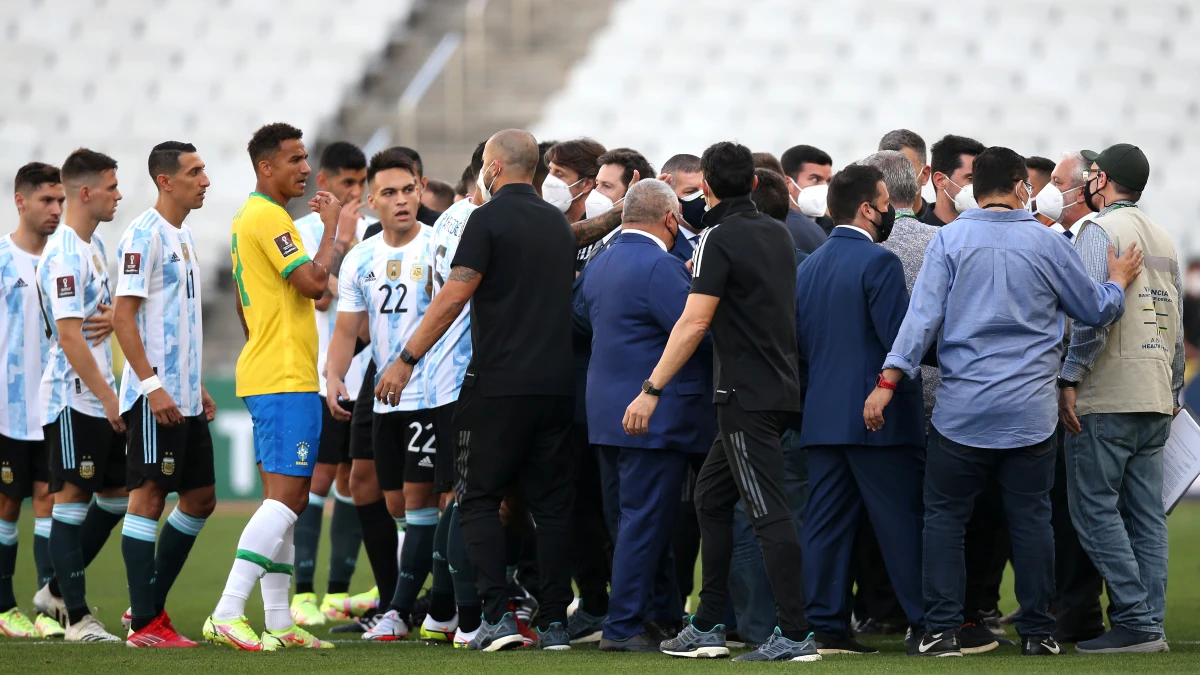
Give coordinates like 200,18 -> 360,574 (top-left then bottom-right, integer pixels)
1080,143 -> 1149,192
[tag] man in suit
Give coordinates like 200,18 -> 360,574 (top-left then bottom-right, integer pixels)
660,154 -> 706,265
794,164 -> 926,654
576,179 -> 715,652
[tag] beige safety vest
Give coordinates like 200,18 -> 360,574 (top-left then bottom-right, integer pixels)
1074,206 -> 1180,416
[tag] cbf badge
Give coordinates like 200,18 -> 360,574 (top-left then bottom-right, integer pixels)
296,442 -> 310,466
161,455 -> 176,476
80,458 -> 95,479
386,260 -> 402,282
1,463 -> 12,484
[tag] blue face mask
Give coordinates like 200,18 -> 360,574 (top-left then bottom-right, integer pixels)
680,191 -> 707,229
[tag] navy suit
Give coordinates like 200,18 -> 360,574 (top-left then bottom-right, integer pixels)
672,228 -> 699,265
576,231 -> 715,640
794,226 -> 926,638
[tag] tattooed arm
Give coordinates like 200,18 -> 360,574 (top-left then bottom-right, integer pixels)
402,265 -> 482,360
573,207 -> 622,248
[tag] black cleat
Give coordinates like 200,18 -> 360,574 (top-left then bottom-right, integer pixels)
908,629 -> 963,657
1023,635 -> 1063,655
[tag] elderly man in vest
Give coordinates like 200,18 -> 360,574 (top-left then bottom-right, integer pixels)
1058,144 -> 1183,655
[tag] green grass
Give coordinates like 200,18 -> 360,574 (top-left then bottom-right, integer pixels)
4,502 -> 1200,673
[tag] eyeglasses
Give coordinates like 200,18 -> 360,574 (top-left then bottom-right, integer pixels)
1083,168 -> 1104,181
1022,181 -> 1035,196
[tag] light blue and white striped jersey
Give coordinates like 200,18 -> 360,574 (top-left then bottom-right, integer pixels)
37,226 -> 115,424
293,212 -> 368,400
114,208 -> 204,416
338,225 -> 433,413
0,235 -> 50,440
420,199 -> 476,407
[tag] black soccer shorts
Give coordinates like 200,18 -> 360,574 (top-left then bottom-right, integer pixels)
372,409 -> 439,491
318,396 -> 355,465
44,408 -> 126,494
0,433 -> 49,499
123,396 -> 215,493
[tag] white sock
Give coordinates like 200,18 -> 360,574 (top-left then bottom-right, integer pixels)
213,499 -> 297,620
262,525 -> 295,631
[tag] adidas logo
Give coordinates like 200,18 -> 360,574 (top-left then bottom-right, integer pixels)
14,278 -> 27,288
169,253 -> 181,262
363,271 -> 376,281
418,456 -> 433,468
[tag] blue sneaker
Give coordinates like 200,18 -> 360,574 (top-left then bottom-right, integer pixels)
537,621 -> 570,651
660,621 -> 729,658
467,612 -> 525,652
1076,625 -> 1168,654
732,628 -> 822,662
567,609 -> 606,644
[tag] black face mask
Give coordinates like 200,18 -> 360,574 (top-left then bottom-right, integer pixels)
870,203 -> 896,243
680,195 -> 707,230
1083,175 -> 1103,213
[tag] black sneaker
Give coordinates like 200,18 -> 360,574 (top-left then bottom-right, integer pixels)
978,608 -> 1005,636
1076,625 -> 1169,654
330,613 -> 382,633
1023,636 -> 1063,655
908,629 -> 963,657
811,631 -> 878,655
960,622 -> 1000,654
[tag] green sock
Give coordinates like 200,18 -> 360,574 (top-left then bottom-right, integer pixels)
155,508 -> 206,613
121,515 -> 158,631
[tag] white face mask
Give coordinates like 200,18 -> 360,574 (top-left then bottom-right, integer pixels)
476,162 -> 496,203
541,174 -> 585,213
585,189 -> 623,220
948,181 -> 978,213
1017,182 -> 1035,212
794,183 -> 829,218
1033,184 -> 1082,223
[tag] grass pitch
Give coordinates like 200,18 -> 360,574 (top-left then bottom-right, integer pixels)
3,502 -> 1200,673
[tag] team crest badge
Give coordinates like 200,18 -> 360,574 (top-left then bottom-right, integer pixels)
386,260 -> 402,282
180,243 -> 190,262
80,459 -> 95,479
92,254 -> 104,274
161,455 -> 175,476
410,265 -> 424,281
296,442 -> 310,466
1,463 -> 12,484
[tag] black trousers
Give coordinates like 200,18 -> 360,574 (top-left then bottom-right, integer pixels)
963,476 -> 1007,620
455,389 -> 575,628
693,394 -> 809,635
1050,424 -> 1105,638
569,424 -> 612,613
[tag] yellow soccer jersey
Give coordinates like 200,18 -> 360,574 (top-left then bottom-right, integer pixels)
230,192 -> 319,397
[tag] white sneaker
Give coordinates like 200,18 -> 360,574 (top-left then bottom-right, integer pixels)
64,614 -> 121,643
453,626 -> 479,648
33,584 -> 66,626
362,609 -> 408,641
419,612 -> 458,642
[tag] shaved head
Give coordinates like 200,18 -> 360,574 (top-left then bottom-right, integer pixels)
485,129 -> 538,181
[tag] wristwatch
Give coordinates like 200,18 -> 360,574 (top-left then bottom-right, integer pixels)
642,380 -> 663,397
1057,377 -> 1079,389
399,348 -> 418,366
875,374 -> 897,391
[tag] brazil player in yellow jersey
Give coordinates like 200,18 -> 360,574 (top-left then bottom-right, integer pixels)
204,123 -> 354,651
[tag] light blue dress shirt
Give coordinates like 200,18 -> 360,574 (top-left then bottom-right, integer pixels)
883,208 -> 1126,449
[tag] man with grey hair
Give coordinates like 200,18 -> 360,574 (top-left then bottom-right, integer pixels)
575,179 -> 716,652
879,129 -> 932,220
1035,152 -> 1094,239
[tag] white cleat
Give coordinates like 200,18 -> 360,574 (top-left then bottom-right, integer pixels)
362,609 -> 408,641
453,626 -> 479,648
33,584 -> 67,626
64,614 -> 121,643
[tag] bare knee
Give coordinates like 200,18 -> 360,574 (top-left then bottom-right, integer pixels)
0,494 -> 20,522
179,485 -> 217,519
403,482 -> 438,512
384,489 -> 407,520
350,460 -> 381,505
310,463 -> 336,496
127,482 -> 168,520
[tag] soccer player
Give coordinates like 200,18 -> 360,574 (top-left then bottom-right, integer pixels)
325,148 -> 441,642
0,163 -> 69,639
113,141 -> 217,647
35,148 -> 126,643
203,123 -> 353,651
290,141 -> 374,626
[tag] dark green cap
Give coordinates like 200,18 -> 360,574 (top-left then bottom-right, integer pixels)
1080,143 -> 1149,192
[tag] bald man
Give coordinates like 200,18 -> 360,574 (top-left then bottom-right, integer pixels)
385,130 -> 579,652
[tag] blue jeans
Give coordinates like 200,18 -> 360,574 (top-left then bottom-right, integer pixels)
923,427 -> 1055,637
726,429 -> 809,644
1065,412 -> 1170,634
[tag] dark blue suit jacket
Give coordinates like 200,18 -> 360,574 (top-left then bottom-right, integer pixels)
795,227 -> 924,448
672,229 -> 696,265
575,232 -> 715,452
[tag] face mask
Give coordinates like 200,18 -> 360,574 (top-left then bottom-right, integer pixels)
869,203 -> 897,243
665,212 -> 680,251
950,182 -> 978,213
794,183 -> 829,217
542,174 -> 585,213
680,190 -> 706,229
1017,182 -> 1034,212
585,189 -> 622,220
1083,175 -> 1103,213
475,162 -> 497,203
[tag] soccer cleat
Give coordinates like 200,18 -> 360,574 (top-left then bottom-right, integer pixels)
64,614 -> 121,643
346,586 -> 380,616
509,581 -> 538,624
907,629 -> 963,657
566,608 -> 606,644
0,608 -> 37,637
810,631 -> 879,655
960,622 -> 1000,654
537,621 -> 571,651
290,592 -> 326,626
467,612 -> 525,652
121,608 -> 132,630
203,615 -> 264,651
319,593 -> 351,621
454,626 -> 478,648
732,628 -> 822,662
34,613 -> 65,638
420,612 -> 458,642
32,583 -> 66,626
262,624 -> 334,650
1023,636 -> 1063,655
331,612 -> 382,634
126,612 -> 198,648
515,613 -> 537,647
1076,625 -> 1169,653
660,621 -> 729,658
361,609 -> 408,641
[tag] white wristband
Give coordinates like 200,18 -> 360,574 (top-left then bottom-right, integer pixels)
140,375 -> 163,396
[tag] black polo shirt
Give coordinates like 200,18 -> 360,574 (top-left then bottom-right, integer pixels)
452,183 -> 576,397
919,203 -> 948,227
691,195 -> 803,412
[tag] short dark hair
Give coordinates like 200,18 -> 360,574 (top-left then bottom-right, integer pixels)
781,144 -> 832,180
827,164 -> 884,224
535,140 -> 556,190
367,147 -> 418,185
425,179 -> 455,208
61,148 -> 118,186
971,146 -> 1029,201
1111,182 -> 1143,202
751,169 -> 790,222
14,162 -> 61,194
596,148 -> 655,189
247,122 -> 303,167
544,138 -> 606,181
930,133 -> 985,177
319,141 -> 367,174
661,153 -> 701,176
455,165 -> 474,197
1026,155 -> 1055,175
393,146 -> 425,179
700,141 -> 756,199
879,129 -> 927,164
752,152 -> 785,175
147,141 -> 197,182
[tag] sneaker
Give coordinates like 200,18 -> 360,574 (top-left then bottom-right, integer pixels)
420,612 -> 458,642
960,622 -> 1000,654
34,612 -> 65,638
319,592 -> 351,621
509,581 -> 538,624
32,584 -> 66,626
331,612 -> 382,634
1023,635 -> 1063,655
600,632 -> 659,652
262,624 -> 334,650
453,626 -> 478,648
346,586 -> 380,617
537,621 -> 570,651
362,609 -> 408,641
0,608 -> 37,638
514,610 -> 537,647
1076,625 -> 1169,654
467,612 -> 525,652
852,616 -> 907,635
810,631 -> 878,655
64,614 -> 121,643
660,621 -> 730,658
203,615 -> 263,651
978,608 -> 1006,636
567,608 -> 606,643
290,592 -> 326,627
907,629 -> 962,657
732,628 -> 822,662
126,612 -> 198,648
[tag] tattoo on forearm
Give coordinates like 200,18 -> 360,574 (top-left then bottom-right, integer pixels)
573,210 -> 622,247
329,241 -> 348,276
448,266 -> 481,283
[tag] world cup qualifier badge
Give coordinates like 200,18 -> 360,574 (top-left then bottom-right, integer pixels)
296,441 -> 310,466
79,458 -> 95,479
161,454 -> 175,476
1,463 -> 12,484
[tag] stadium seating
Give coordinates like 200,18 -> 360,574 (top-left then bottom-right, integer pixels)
532,0 -> 1200,253
0,0 -> 417,274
